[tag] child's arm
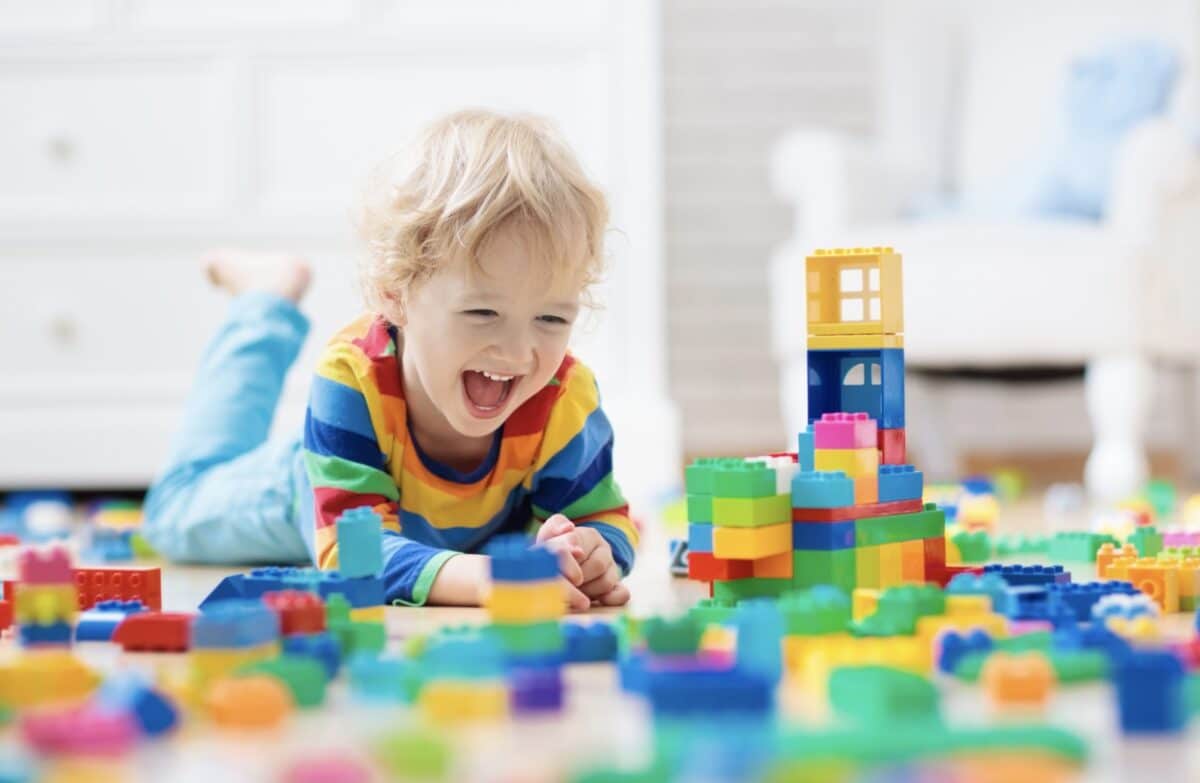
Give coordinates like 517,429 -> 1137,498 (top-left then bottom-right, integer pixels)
304,341 -> 464,605
529,361 -> 638,605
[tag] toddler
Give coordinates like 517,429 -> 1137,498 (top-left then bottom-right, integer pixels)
144,110 -> 637,609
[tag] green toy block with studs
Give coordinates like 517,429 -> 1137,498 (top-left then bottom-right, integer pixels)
778,586 -> 851,636
1047,531 -> 1118,563
712,494 -> 791,528
712,461 -> 778,498
950,530 -> 992,563
792,549 -> 857,593
642,616 -> 703,655
855,504 -> 944,547
687,598 -> 738,628
684,457 -> 744,495
712,577 -> 792,603
1128,527 -> 1163,558
686,494 -> 713,524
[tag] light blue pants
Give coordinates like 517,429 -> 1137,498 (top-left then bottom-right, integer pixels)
143,293 -> 311,564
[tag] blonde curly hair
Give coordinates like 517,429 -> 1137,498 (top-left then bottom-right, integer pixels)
357,109 -> 609,313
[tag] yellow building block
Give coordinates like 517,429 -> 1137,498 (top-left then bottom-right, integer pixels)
852,589 -> 881,621
782,633 -> 850,677
753,551 -> 794,579
814,447 -> 879,479
1104,556 -> 1138,581
1179,558 -> 1200,608
1097,543 -> 1138,578
349,606 -> 386,624
900,539 -> 926,582
807,333 -> 905,350
700,625 -> 736,654
856,545 -> 880,589
420,680 -> 508,724
806,247 -> 904,337
485,581 -> 566,623
15,584 -> 78,626
878,542 -> 904,588
802,635 -> 927,699
713,522 -> 791,560
946,594 -> 993,616
0,650 -> 99,707
191,643 -> 279,695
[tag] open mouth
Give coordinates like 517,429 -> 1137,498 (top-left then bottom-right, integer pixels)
461,369 -> 520,419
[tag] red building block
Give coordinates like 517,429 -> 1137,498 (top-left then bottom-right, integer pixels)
19,547 -> 73,585
262,590 -> 325,635
0,599 -> 11,632
878,428 -> 906,465
791,498 -> 923,523
687,552 -> 753,581
74,568 -> 162,612
923,535 -> 946,578
112,612 -> 193,652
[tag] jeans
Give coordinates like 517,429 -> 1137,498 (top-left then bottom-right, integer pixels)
143,293 -> 311,564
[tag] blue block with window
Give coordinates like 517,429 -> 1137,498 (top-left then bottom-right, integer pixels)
807,348 -> 904,429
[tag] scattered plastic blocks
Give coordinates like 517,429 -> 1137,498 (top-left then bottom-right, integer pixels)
982,564 -> 1070,587
1113,650 -> 1187,734
790,471 -> 854,509
334,507 -> 384,579
1048,582 -> 1138,622
75,599 -> 146,642
96,672 -> 179,738
877,464 -> 923,502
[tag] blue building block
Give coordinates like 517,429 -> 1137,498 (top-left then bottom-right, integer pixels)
796,431 -> 815,472
807,348 -> 905,429
1004,586 -> 1049,619
347,653 -> 416,703
421,635 -> 505,680
96,672 -> 178,737
946,572 -> 1009,613
791,471 -> 854,509
792,520 -> 856,550
1054,623 -> 1132,660
735,599 -> 782,684
564,622 -> 618,663
485,534 -> 560,582
1048,581 -> 1138,622
645,667 -> 773,718
961,475 -> 994,495
982,564 -> 1071,587
1113,650 -> 1187,734
75,600 -> 146,642
314,573 -> 385,608
688,523 -> 713,554
877,465 -> 923,502
283,632 -> 342,678
18,622 -> 72,647
335,507 -> 384,579
86,529 -> 134,563
937,629 -> 994,674
192,600 -> 280,649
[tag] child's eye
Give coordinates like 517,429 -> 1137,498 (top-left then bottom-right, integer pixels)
538,315 -> 569,325
463,309 -> 498,318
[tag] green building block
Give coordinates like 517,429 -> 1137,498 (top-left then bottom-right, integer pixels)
237,655 -> 328,708
712,461 -> 778,498
950,530 -> 991,563
684,457 -> 743,495
1144,479 -> 1177,521
778,587 -> 851,636
712,577 -> 791,603
688,598 -> 737,627
853,585 -> 945,637
855,546 -> 880,590
792,549 -> 856,594
373,727 -> 452,781
686,494 -> 713,524
489,621 -> 564,655
855,505 -> 944,546
993,534 -> 1049,557
712,494 -> 790,527
334,621 -> 386,657
642,616 -> 702,655
828,665 -> 941,726
1128,527 -> 1163,558
1047,531 -> 1117,563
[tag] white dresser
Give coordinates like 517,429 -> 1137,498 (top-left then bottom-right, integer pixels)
0,0 -> 679,513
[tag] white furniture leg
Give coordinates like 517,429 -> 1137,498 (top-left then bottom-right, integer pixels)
1084,355 -> 1152,505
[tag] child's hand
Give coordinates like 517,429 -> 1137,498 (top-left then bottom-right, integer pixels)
536,514 -> 630,609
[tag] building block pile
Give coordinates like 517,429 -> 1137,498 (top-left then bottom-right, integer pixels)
686,248 -> 971,600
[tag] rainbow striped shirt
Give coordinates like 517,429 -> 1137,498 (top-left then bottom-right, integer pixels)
299,314 -> 636,605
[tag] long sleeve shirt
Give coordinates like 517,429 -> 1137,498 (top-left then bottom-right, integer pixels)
298,313 -> 637,605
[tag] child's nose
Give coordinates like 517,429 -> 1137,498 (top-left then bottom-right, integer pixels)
492,327 -> 534,367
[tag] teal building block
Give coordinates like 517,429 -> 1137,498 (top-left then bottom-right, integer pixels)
336,507 -> 384,579
797,431 -> 815,472
790,470 -> 854,508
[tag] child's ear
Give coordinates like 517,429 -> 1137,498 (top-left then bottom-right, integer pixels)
383,290 -> 407,327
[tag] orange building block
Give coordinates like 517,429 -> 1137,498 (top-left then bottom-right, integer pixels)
752,551 -> 793,579
981,652 -> 1055,712
900,539 -> 925,582
854,475 -> 879,505
1096,543 -> 1138,579
1126,560 -> 1180,613
206,676 -> 293,729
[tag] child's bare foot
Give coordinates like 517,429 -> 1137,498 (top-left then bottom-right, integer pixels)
203,249 -> 312,303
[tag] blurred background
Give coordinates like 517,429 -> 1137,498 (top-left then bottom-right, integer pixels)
2,0 -> 1199,524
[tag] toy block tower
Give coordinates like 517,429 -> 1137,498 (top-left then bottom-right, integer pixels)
16,546 -> 77,647
685,248 -> 967,602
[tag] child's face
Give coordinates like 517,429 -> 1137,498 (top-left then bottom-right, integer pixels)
398,221 -> 585,443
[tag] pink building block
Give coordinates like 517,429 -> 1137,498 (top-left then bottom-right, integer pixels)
812,412 -> 878,450
1163,530 -> 1200,547
17,546 -> 73,585
281,756 -> 374,783
22,705 -> 138,757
